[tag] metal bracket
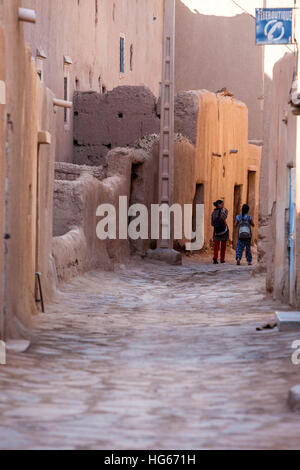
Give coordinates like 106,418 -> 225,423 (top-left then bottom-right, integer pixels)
35,272 -> 45,313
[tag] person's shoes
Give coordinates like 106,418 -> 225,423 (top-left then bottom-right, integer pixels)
221,261 -> 225,264
236,259 -> 241,266
248,262 -> 252,266
213,259 -> 219,264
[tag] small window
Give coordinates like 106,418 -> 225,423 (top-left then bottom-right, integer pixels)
120,37 -> 125,74
35,57 -> 45,82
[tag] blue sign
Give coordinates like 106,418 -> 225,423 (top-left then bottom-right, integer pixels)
256,8 -> 293,45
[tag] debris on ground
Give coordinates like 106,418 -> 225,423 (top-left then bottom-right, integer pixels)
256,322 -> 278,331
288,385 -> 300,411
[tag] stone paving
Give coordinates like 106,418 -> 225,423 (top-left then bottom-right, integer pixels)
1,255 -> 300,449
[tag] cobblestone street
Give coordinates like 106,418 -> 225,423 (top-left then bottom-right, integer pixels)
1,256 -> 300,450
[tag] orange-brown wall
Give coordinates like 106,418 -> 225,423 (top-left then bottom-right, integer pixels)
22,0 -> 164,163
175,90 -> 261,247
0,4 -> 5,323
1,0 -> 56,338
175,0 -> 264,142
259,52 -> 299,304
197,92 -> 261,245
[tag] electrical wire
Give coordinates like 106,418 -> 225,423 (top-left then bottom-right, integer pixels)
229,0 -> 255,19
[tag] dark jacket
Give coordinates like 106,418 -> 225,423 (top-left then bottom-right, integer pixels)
211,208 -> 229,242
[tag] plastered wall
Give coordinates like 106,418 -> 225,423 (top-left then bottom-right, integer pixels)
175,0 -> 264,142
175,90 -> 261,247
22,0 -> 164,163
1,0 -> 56,338
73,85 -> 261,250
259,52 -> 298,304
52,148 -> 155,282
73,86 -> 160,166
0,5 -> 5,320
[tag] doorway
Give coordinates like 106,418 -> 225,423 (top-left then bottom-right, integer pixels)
247,171 -> 256,215
192,184 -> 204,233
233,185 -> 242,249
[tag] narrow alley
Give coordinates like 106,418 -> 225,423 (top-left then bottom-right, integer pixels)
2,0 -> 300,452
0,255 -> 299,450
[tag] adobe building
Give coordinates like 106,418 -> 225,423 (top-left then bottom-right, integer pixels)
175,0 -> 296,144
73,86 -> 261,253
0,0 -> 261,340
175,0 -> 300,306
259,51 -> 300,307
22,0 -> 164,163
0,0 -> 57,338
174,90 -> 261,248
0,0 -> 164,339
0,0 -> 5,325
175,0 -> 265,142
253,4 -> 300,308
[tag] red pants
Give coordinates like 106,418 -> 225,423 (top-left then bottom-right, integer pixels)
213,241 -> 227,262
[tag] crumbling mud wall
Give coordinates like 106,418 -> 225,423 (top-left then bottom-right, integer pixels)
73,86 -> 260,253
174,140 -> 197,248
73,86 -> 160,166
55,162 -> 106,182
174,91 -> 200,145
150,137 -> 196,251
52,147 -> 155,283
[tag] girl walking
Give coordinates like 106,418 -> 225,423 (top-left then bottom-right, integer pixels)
235,204 -> 255,266
211,200 -> 229,264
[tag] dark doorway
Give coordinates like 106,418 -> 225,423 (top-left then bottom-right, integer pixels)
247,171 -> 256,214
192,184 -> 204,233
233,185 -> 242,249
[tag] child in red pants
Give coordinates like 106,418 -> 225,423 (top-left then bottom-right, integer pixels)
213,240 -> 227,264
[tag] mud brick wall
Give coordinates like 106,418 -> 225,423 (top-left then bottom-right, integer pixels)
73,86 -> 160,166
